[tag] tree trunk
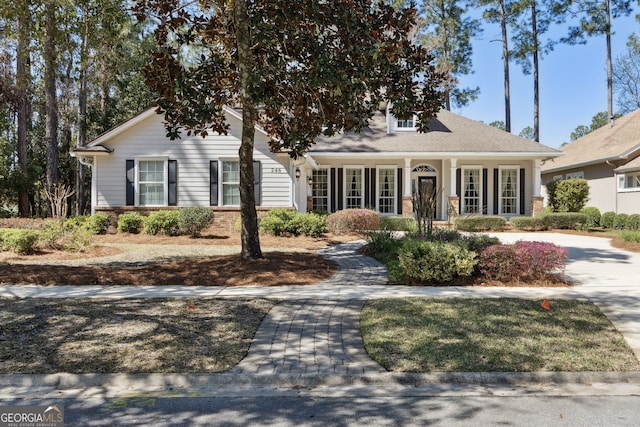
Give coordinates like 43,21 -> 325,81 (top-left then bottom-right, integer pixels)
16,5 -> 30,216
532,1 -> 540,142
77,4 -> 88,215
44,1 -> 59,198
500,0 -> 511,133
234,0 -> 263,259
605,0 -> 613,121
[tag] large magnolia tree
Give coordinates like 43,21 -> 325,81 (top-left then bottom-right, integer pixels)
134,0 -> 446,259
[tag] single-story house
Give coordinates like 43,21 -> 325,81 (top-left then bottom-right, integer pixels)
72,105 -> 562,231
541,108 -> 640,215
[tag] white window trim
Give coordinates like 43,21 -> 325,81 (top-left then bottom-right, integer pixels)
618,171 -> 640,192
312,166 -> 331,212
461,166 -> 483,215
498,166 -> 520,216
553,174 -> 563,181
343,165 -> 365,209
394,115 -> 417,132
376,166 -> 397,215
135,157 -> 168,207
220,158 -> 241,207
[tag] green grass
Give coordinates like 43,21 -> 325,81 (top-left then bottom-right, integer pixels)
361,298 -> 640,372
0,298 -> 274,374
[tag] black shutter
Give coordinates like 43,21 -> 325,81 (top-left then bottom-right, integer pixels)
210,160 -> 219,206
482,168 -> 488,215
520,168 -> 526,214
337,168 -> 344,210
253,160 -> 261,205
370,169 -> 376,209
397,168 -> 403,214
456,168 -> 461,213
330,168 -> 337,212
493,168 -> 499,215
168,160 -> 178,206
364,168 -> 370,207
126,159 -> 135,206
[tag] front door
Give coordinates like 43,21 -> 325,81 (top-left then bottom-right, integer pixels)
414,176 -> 438,220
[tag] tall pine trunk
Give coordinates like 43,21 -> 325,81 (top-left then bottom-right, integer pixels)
499,0 -> 511,132
77,4 -> 89,215
234,0 -> 262,259
16,5 -> 30,216
532,0 -> 540,142
605,0 -> 613,120
44,1 -> 59,202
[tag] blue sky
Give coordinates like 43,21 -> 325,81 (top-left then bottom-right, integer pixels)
453,8 -> 640,149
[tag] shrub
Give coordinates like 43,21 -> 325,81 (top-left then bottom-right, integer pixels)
600,211 -> 616,229
288,212 -> 327,237
379,217 -> 417,232
144,210 -> 180,235
546,178 -> 589,212
627,214 -> 640,231
0,228 -> 40,254
454,215 -> 506,232
478,241 -> 568,282
580,207 -> 601,228
326,209 -> 380,235
85,213 -> 111,235
510,216 -> 548,231
259,214 -> 287,236
117,212 -> 144,233
462,233 -> 501,254
540,212 -> 587,230
613,213 -> 629,230
39,219 -> 94,252
619,230 -> 640,244
364,230 -> 401,256
398,239 -> 476,283
177,206 -> 214,237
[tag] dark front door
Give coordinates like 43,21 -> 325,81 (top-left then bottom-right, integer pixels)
416,176 -> 438,220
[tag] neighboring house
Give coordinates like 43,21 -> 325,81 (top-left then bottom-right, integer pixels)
541,109 -> 640,215
72,105 -> 562,231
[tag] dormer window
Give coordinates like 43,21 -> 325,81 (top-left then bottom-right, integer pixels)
397,117 -> 414,129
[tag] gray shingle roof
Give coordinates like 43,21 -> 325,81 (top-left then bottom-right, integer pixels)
541,108 -> 640,173
310,109 -> 562,156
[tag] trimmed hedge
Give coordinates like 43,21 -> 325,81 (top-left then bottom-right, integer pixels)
144,210 -> 180,235
600,211 -> 616,229
117,212 -> 144,233
627,214 -> 640,231
540,212 -> 587,230
580,207 -> 601,228
379,217 -> 417,232
259,209 -> 327,237
454,215 -> 506,232
613,213 -> 629,230
177,206 -> 214,237
510,216 -> 547,231
398,240 -> 476,283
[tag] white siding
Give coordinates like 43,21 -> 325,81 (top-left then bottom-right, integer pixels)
94,112 -> 292,208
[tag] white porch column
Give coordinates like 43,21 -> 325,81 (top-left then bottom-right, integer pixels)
533,159 -> 542,197
449,158 -> 458,196
404,158 -> 412,197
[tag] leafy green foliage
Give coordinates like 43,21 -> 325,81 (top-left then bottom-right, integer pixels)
177,206 -> 214,237
398,240 -> 476,283
117,212 -> 144,234
600,211 -> 616,229
545,178 -> 589,212
613,213 -> 630,230
379,217 -> 417,232
0,228 -> 40,254
510,216 -> 547,231
580,206 -> 601,228
144,210 -> 180,236
627,214 -> 640,231
454,215 -> 506,232
541,213 -> 588,230
619,230 -> 640,243
259,209 -> 327,237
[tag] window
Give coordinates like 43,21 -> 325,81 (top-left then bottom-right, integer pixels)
377,168 -> 396,214
500,168 -> 519,214
618,172 -> 640,191
566,171 -> 584,179
462,168 -> 481,214
312,169 -> 329,212
345,168 -> 363,209
396,116 -> 415,130
138,160 -> 165,206
222,161 -> 240,205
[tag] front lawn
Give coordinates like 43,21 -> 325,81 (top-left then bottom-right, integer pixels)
0,298 -> 274,373
361,298 -> 640,372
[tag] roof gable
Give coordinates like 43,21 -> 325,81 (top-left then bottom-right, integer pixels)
310,109 -> 561,156
542,108 -> 640,173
